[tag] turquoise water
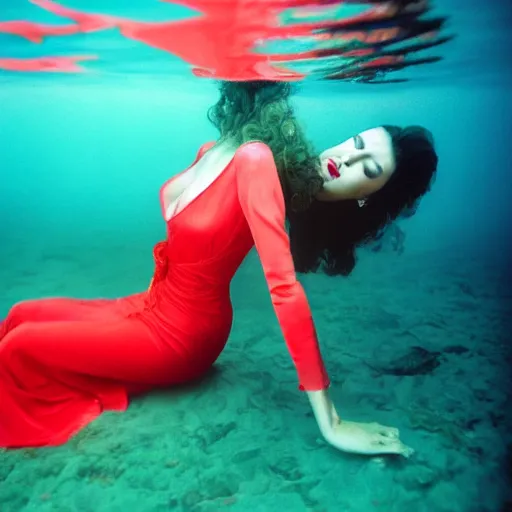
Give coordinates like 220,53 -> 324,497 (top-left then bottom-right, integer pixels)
1,1 -> 511,511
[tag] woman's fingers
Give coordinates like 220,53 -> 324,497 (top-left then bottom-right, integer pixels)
368,422 -> 400,438
380,426 -> 399,438
371,436 -> 414,457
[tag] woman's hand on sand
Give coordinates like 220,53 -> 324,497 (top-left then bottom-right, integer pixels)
324,416 -> 414,457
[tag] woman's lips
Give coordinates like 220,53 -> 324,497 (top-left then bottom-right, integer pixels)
327,158 -> 340,179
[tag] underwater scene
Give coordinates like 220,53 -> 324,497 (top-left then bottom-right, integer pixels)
0,1 -> 511,511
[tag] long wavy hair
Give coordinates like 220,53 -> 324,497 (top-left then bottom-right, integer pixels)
207,81 -> 438,276
207,80 -> 323,210
288,125 -> 438,275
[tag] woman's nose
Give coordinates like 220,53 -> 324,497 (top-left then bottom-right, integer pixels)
342,150 -> 369,167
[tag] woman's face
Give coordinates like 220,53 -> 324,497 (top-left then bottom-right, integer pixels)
317,127 -> 397,202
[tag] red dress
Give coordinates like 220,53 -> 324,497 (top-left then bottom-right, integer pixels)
0,141 -> 329,448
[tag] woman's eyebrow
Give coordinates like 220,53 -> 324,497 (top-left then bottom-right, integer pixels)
354,135 -> 383,177
353,134 -> 363,149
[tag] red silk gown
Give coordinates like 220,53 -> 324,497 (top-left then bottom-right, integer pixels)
0,141 -> 330,448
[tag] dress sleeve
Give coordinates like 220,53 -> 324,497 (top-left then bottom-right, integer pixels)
234,142 -> 330,391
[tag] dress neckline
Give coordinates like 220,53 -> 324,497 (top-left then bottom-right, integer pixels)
159,140 -> 260,223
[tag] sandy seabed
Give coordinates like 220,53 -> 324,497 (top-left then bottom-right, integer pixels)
0,234 -> 510,512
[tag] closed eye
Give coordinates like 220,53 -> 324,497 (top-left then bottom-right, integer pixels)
364,164 -> 383,179
353,134 -> 383,179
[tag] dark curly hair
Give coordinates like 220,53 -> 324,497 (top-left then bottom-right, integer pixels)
207,80 -> 323,210
289,125 -> 438,275
207,81 -> 438,276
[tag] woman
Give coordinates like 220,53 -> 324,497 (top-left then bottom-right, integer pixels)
0,81 -> 438,454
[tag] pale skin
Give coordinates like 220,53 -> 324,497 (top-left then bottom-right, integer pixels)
163,127 -> 413,458
310,127 -> 412,457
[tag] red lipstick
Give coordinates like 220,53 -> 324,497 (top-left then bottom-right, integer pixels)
327,158 -> 340,179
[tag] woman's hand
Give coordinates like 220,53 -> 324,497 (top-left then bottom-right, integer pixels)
307,389 -> 413,457
325,409 -> 414,457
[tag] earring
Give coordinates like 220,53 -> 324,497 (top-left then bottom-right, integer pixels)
357,198 -> 367,208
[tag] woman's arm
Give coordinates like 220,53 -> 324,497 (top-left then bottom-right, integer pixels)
234,142 -> 329,389
307,389 -> 338,438
234,142 -> 414,458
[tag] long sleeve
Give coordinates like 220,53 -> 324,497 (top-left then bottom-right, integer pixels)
235,142 -> 330,391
